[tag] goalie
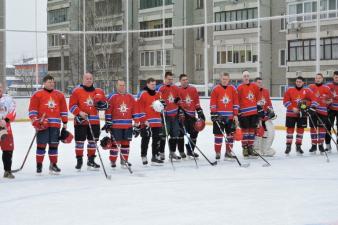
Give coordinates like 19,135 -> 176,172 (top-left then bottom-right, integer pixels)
253,78 -> 276,157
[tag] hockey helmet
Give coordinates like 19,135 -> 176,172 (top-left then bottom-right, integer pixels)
59,128 -> 74,144
193,118 -> 206,132
152,100 -> 164,113
100,136 -> 113,150
94,93 -> 109,111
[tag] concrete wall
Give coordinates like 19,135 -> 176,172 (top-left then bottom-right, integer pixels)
13,97 -> 285,126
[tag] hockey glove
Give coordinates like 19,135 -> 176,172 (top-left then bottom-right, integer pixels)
140,124 -> 151,138
101,121 -> 113,133
174,97 -> 181,104
133,124 -> 141,138
32,118 -> 48,131
196,107 -> 206,121
159,99 -> 167,108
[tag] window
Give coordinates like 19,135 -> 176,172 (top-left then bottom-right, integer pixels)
95,0 -> 122,17
48,8 -> 69,24
140,0 -> 173,10
288,0 -> 338,23
48,34 -> 68,47
333,38 -> 338,59
329,0 -> 337,17
196,0 -> 203,9
280,13 -> 287,31
279,49 -> 286,67
304,2 -> 312,21
288,37 -> 338,61
140,50 -> 171,67
196,27 -> 204,41
140,19 -> 172,38
195,54 -> 203,70
214,8 -> 258,31
48,57 -> 70,71
215,44 -> 257,65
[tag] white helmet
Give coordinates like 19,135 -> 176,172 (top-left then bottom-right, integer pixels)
152,100 -> 164,112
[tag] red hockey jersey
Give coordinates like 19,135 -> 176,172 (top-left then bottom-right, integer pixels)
308,84 -> 332,116
237,82 -> 260,116
29,89 -> 68,128
326,82 -> 338,111
178,85 -> 201,117
137,88 -> 162,128
283,87 -> 319,118
257,87 -> 273,112
210,84 -> 239,118
69,85 -> 106,125
105,92 -> 141,129
156,84 -> 179,117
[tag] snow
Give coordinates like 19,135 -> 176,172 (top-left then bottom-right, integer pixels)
1,122 -> 338,225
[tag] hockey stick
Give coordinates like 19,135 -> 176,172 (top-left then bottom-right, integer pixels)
87,119 -> 111,180
110,133 -> 133,174
181,124 -> 198,168
308,112 -> 330,163
11,113 -> 46,173
11,132 -> 37,173
185,134 -> 217,166
161,110 -> 175,171
215,121 -> 250,168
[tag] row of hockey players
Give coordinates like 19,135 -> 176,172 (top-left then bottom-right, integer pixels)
1,70 -> 278,178
3,69 -> 337,179
283,71 -> 338,155
2,71 -> 273,177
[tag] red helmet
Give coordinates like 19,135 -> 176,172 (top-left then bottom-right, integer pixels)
193,119 -> 205,132
94,93 -> 109,110
59,128 -> 74,144
100,136 -> 113,150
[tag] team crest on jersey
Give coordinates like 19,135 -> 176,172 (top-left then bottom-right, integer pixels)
185,95 -> 193,105
246,91 -> 255,101
85,96 -> 94,107
315,91 -> 320,98
118,102 -> 129,115
46,97 -> 57,110
222,95 -> 230,104
168,93 -> 175,103
333,90 -> 337,98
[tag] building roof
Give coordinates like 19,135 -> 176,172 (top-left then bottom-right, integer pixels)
14,58 -> 48,66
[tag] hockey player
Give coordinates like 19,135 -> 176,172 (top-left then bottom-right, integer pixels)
210,72 -> 239,160
283,76 -> 319,155
325,71 -> 338,152
308,73 -> 333,153
177,74 -> 205,159
28,75 -> 68,174
137,78 -> 164,165
237,70 -> 260,157
69,72 -> 107,171
103,80 -> 141,168
156,72 -> 182,161
253,77 -> 276,157
0,83 -> 16,178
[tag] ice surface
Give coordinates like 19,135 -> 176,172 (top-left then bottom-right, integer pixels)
1,122 -> 338,225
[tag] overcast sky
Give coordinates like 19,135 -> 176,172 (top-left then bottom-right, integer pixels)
6,0 -> 47,65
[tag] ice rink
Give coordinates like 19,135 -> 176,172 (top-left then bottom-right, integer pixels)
1,122 -> 338,225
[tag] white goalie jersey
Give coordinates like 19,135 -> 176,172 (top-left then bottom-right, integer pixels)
0,94 -> 16,121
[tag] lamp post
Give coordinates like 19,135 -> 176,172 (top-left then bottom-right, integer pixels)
60,34 -> 66,92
